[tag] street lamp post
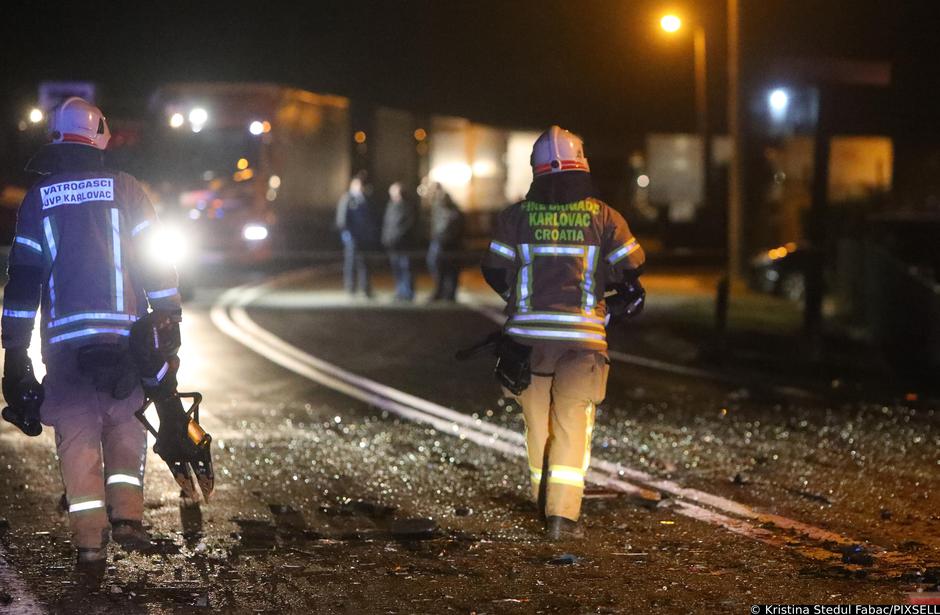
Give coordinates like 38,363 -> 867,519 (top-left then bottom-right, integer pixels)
660,14 -> 711,238
726,0 -> 743,282
693,26 -> 711,229
661,6 -> 744,342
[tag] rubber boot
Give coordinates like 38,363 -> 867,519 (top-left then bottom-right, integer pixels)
76,546 -> 107,583
545,515 -> 584,542
111,519 -> 151,551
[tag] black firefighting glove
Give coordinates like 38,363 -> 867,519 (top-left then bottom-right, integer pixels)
130,310 -> 181,400
606,280 -> 646,326
152,309 -> 182,357
77,344 -> 139,400
2,348 -> 44,436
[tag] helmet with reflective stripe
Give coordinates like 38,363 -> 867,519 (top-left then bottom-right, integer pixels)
530,125 -> 589,177
49,97 -> 110,150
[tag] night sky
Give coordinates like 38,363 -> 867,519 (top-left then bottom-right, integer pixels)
0,1 -> 935,137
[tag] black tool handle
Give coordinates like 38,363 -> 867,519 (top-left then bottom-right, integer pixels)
454,331 -> 503,361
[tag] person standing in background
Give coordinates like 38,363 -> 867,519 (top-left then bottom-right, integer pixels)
426,182 -> 464,302
381,181 -> 420,301
335,171 -> 378,298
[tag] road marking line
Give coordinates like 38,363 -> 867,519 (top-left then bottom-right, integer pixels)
218,295 -> 850,546
213,291 -> 809,547
211,274 -> 904,570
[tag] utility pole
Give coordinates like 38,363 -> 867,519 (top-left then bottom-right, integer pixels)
726,0 -> 744,281
805,86 -> 831,356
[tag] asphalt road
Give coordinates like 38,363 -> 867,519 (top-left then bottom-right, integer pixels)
0,265 -> 937,613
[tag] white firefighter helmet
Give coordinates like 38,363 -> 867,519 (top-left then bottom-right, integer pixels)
49,97 -> 111,150
530,125 -> 589,177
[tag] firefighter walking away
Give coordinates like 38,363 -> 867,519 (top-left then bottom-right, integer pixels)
482,126 -> 646,541
0,98 -> 187,573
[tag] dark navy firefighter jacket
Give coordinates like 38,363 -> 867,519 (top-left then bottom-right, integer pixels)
1,145 -> 181,361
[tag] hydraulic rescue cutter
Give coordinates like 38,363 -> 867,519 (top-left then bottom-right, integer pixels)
130,312 -> 214,502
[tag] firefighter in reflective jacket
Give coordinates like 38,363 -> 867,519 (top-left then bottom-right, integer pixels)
0,98 -> 182,568
482,126 -> 645,541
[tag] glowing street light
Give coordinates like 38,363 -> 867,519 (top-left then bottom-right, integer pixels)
768,88 -> 789,114
169,112 -> 185,128
249,120 -> 264,135
28,108 -> 44,124
660,14 -> 682,33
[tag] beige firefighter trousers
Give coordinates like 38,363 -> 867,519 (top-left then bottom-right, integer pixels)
40,350 -> 147,550
506,343 -> 609,521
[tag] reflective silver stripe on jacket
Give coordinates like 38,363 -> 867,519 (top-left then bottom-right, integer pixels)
147,288 -> 178,300
15,236 -> 42,253
606,238 -> 640,264
532,245 -> 585,256
489,240 -> 515,260
111,209 -> 124,312
505,326 -> 606,342
2,309 -> 37,319
47,312 -> 137,329
49,327 -> 131,345
43,218 -> 58,317
509,312 -> 604,325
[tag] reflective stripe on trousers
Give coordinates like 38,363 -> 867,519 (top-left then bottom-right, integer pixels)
547,465 -> 585,487
68,499 -> 106,513
106,473 -> 142,487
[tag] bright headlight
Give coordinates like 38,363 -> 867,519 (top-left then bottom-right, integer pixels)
242,223 -> 268,242
147,224 -> 190,266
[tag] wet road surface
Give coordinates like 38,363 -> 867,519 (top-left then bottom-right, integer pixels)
0,266 -> 937,613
